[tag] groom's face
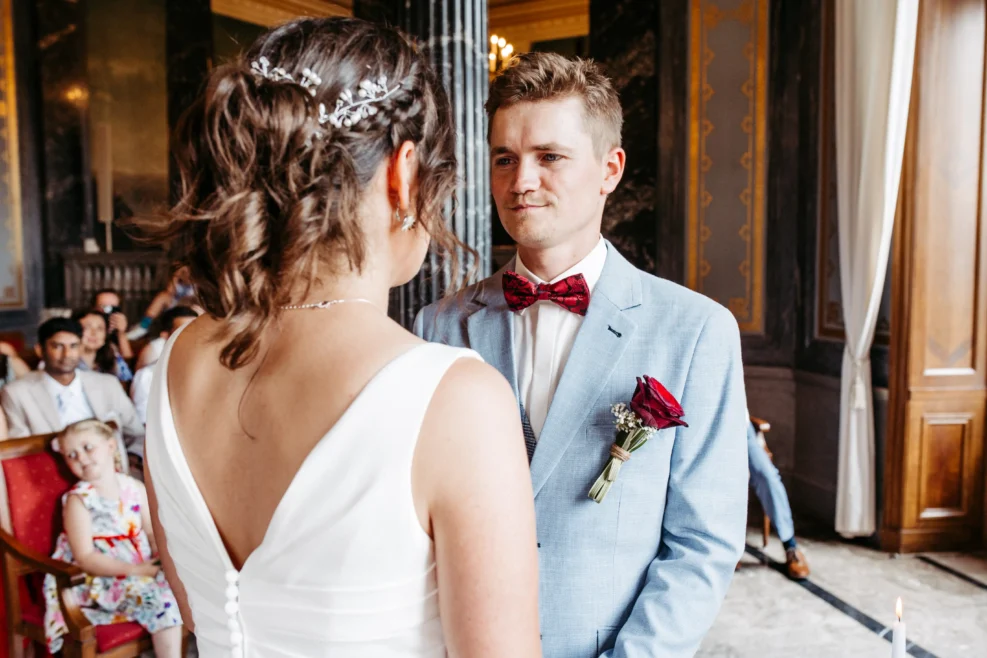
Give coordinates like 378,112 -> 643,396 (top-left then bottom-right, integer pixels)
490,97 -> 616,252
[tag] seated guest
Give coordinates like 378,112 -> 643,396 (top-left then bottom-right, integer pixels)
134,298 -> 202,371
128,268 -> 195,340
0,318 -> 145,464
131,307 -> 199,424
42,419 -> 182,656
748,417 -> 811,580
72,309 -> 134,385
0,341 -> 30,439
92,288 -> 134,360
0,341 -> 30,385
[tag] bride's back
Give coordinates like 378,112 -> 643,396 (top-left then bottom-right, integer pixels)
165,309 -> 420,571
150,311 -> 475,655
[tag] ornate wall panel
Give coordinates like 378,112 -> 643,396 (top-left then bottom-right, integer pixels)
687,0 -> 768,334
0,0 -> 24,309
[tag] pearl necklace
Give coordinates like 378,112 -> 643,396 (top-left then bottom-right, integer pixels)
279,298 -> 377,311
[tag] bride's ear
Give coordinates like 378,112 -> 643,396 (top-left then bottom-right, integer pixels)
388,140 -> 418,214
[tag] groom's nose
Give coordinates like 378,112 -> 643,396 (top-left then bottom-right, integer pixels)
510,158 -> 541,195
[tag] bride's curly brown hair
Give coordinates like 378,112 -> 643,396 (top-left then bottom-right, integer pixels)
138,17 -> 466,369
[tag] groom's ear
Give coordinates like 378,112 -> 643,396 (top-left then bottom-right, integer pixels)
601,147 -> 625,195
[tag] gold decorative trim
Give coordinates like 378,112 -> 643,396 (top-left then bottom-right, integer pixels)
688,0 -> 702,291
211,0 -> 351,27
687,0 -> 767,334
0,0 -> 24,309
749,0 -> 767,334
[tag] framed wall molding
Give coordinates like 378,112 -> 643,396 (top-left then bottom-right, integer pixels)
814,2 -> 891,346
687,0 -> 769,334
0,0 -> 25,309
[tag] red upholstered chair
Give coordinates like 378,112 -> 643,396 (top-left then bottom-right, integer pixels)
0,431 -> 153,658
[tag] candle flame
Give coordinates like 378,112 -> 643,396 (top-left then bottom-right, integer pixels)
895,597 -> 903,621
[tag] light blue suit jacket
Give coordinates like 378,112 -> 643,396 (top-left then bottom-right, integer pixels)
414,242 -> 749,658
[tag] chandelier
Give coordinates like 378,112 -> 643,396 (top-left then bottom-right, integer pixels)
488,34 -> 515,77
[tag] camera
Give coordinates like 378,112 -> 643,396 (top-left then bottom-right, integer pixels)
101,305 -> 122,316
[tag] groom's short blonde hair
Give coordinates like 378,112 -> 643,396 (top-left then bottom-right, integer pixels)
486,52 -> 623,156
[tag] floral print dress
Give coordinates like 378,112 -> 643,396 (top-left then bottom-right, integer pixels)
42,474 -> 182,653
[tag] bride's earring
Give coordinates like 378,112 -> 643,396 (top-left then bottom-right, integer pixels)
394,208 -> 416,231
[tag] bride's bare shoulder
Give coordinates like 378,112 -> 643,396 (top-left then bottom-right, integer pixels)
417,356 -> 525,471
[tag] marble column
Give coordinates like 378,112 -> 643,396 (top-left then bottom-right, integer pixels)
166,0 -> 213,204
354,0 -> 490,329
35,0 -> 92,305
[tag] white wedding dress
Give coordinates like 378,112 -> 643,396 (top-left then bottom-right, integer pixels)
145,328 -> 480,657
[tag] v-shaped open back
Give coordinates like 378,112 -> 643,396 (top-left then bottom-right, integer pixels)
145,326 -> 481,657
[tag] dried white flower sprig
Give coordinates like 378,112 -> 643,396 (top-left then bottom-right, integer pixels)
320,76 -> 400,128
610,403 -> 654,436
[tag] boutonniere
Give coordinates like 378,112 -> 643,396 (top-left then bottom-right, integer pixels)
588,375 -> 688,503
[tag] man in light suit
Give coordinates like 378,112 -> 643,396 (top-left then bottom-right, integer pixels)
1,318 -> 144,463
415,53 -> 749,657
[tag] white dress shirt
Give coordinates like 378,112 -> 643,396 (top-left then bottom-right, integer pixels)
130,364 -> 155,426
43,372 -> 96,427
513,237 -> 608,440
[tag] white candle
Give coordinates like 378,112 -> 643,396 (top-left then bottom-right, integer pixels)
891,597 -> 906,658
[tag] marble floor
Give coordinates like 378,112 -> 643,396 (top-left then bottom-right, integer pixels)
178,522 -> 986,658
698,526 -> 987,658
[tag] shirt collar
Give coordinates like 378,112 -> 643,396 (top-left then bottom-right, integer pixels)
515,236 -> 608,292
44,371 -> 82,397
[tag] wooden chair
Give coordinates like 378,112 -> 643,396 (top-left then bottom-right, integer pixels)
749,414 -> 773,548
0,430 -> 154,658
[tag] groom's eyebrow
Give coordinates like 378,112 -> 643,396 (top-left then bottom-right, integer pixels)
532,143 -> 572,153
491,143 -> 574,155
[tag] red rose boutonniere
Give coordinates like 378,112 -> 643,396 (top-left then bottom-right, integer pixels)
588,376 -> 688,503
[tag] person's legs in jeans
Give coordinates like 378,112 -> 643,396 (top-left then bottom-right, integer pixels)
747,423 -> 795,547
747,421 -> 810,579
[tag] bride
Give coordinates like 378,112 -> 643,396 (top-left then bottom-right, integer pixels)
140,16 -> 541,657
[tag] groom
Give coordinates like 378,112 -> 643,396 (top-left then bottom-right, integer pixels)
415,52 -> 749,657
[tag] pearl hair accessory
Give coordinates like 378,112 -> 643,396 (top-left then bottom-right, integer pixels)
319,76 -> 400,128
250,57 -> 401,134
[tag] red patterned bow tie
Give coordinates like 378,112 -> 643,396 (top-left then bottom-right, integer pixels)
503,270 -> 591,316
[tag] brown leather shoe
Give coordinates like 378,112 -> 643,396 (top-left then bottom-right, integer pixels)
785,548 -> 810,580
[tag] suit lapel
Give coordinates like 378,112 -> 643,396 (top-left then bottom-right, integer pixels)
79,372 -> 106,419
466,268 -> 519,398
28,375 -> 63,431
529,243 -> 642,497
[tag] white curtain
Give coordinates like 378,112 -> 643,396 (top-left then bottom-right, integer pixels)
834,0 -> 919,537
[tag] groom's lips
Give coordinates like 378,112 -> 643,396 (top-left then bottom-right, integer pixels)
510,204 -> 545,211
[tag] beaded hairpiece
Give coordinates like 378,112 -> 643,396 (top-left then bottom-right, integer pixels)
250,56 -> 400,131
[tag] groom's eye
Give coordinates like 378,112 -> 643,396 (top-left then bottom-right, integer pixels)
542,153 -> 563,163
494,157 -> 514,166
